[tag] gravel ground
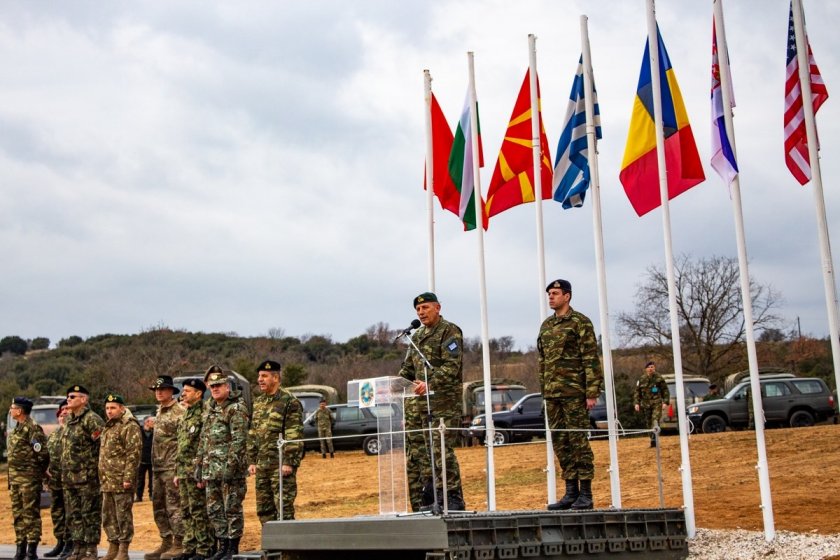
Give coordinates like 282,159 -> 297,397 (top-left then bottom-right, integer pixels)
688,528 -> 840,559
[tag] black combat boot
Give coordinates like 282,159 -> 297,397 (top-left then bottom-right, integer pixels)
548,479 -> 579,511
26,542 -> 39,560
223,538 -> 239,560
58,542 -> 74,560
206,539 -> 228,560
14,541 -> 27,560
447,488 -> 466,511
45,541 -> 65,558
571,479 -> 593,510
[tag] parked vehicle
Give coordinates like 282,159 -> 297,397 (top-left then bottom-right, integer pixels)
302,403 -> 402,455
659,375 -> 711,431
287,384 -> 339,419
127,404 -> 158,424
687,376 -> 836,433
461,379 -> 527,441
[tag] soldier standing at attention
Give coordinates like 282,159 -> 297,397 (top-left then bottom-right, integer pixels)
314,399 -> 334,459
45,401 -> 70,559
539,280 -> 604,511
398,292 -> 466,512
197,367 -> 249,560
633,361 -> 670,447
60,385 -> 104,560
7,397 -> 50,560
146,376 -> 185,560
247,360 -> 304,522
173,379 -> 213,560
98,395 -> 142,560
136,417 -> 154,502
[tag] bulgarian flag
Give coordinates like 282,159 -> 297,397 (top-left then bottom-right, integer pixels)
448,91 -> 487,230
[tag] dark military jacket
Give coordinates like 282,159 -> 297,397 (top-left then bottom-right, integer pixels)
197,392 -> 249,481
60,406 -> 104,487
247,388 -> 303,469
47,424 -> 65,491
538,307 -> 604,399
7,415 -> 49,485
176,399 -> 206,479
398,316 -> 464,412
152,399 -> 185,473
98,409 -> 142,492
633,372 -> 670,407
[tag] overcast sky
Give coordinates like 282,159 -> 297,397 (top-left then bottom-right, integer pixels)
2,0 -> 839,352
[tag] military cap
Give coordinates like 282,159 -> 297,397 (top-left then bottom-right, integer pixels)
183,378 -> 207,392
206,370 -> 229,387
645,361 -> 656,368
67,384 -> 90,396
546,279 -> 572,293
105,393 -> 125,405
11,397 -> 33,414
257,359 -> 282,373
413,292 -> 439,308
204,364 -> 224,381
149,375 -> 180,394
56,399 -> 68,416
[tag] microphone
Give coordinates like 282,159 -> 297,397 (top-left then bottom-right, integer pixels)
394,319 -> 422,341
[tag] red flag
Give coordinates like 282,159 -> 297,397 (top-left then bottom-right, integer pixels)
424,93 -> 462,218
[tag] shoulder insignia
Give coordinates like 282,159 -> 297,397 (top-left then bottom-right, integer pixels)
445,339 -> 460,355
91,429 -> 101,441
189,425 -> 196,434
32,441 -> 42,453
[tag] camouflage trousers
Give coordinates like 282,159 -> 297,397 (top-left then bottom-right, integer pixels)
101,492 -> 134,543
10,480 -> 43,543
179,478 -> 213,554
152,471 -> 183,538
404,398 -> 462,510
204,479 -> 246,538
255,465 -> 297,522
317,425 -> 334,455
638,400 -> 663,432
65,482 -> 101,544
49,487 -> 67,540
546,396 -> 595,480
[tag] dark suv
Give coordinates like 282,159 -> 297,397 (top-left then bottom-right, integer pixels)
687,377 -> 836,433
303,403 -> 401,455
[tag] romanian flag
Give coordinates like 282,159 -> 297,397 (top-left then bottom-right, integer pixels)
485,69 -> 553,220
424,93 -> 462,222
620,27 -> 705,217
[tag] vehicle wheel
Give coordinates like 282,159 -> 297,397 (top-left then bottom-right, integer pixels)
491,430 -> 508,446
362,435 -> 380,456
701,415 -> 727,434
789,410 -> 815,428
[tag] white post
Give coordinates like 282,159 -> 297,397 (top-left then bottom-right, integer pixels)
792,0 -> 840,401
580,14 -> 621,509
713,0 -> 775,541
468,52 -> 497,511
645,0 -> 695,536
423,70 -> 436,293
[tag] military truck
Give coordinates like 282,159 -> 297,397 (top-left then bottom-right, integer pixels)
286,384 -> 339,421
658,374 -> 711,432
461,379 -> 527,444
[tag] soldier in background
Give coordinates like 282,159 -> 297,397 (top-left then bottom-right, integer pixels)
146,376 -> 185,560
98,395 -> 142,560
60,385 -> 104,560
247,360 -> 304,522
173,379 -> 213,560
314,399 -> 334,459
136,417 -> 154,502
633,361 -> 670,448
7,397 -> 50,560
45,401 -> 70,559
398,292 -> 466,512
539,280 -> 604,511
197,367 -> 249,560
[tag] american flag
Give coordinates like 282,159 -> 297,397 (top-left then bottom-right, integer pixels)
784,1 -> 829,185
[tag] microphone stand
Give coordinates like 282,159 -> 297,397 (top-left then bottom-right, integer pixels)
397,328 -> 442,515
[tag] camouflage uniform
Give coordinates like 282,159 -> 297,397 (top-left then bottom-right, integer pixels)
99,409 -> 142,544
246,389 -> 303,522
151,400 -> 185,540
197,391 -> 249,538
176,399 -> 213,555
398,316 -> 464,510
47,425 -> 67,544
7,415 -> 49,544
61,406 -> 104,547
314,407 -> 334,455
633,371 -> 670,435
538,307 -> 603,481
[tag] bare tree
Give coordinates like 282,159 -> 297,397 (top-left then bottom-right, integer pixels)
617,255 -> 782,378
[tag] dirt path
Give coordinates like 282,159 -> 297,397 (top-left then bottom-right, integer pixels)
1,424 -> 837,551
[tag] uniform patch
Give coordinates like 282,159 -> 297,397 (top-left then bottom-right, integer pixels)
91,429 -> 101,441
445,338 -> 460,356
190,425 -> 196,434
32,441 -> 42,453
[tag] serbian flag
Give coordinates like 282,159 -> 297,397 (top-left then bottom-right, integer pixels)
424,93 -> 463,222
448,91 -> 487,230
485,69 -> 553,220
711,21 -> 738,185
620,27 -> 705,217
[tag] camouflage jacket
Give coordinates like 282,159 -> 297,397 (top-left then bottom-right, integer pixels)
538,308 -> 604,399
152,399 -> 185,473
314,407 -> 333,430
633,372 -> 670,407
176,399 -> 206,479
47,425 -> 65,490
61,406 -> 104,487
98,410 -> 142,492
197,393 -> 249,481
6,416 -> 49,484
246,389 -> 303,469
398,316 -> 464,413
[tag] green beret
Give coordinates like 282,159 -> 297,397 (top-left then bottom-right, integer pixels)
413,292 -> 439,308
105,394 -> 125,405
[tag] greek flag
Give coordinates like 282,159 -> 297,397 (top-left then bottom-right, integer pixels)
552,57 -> 601,209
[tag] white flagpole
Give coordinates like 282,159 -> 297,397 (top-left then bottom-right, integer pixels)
580,14 -> 622,509
423,70 -> 437,293
468,51 -> 497,511
792,0 -> 840,403
645,0 -> 696,537
713,0 -> 775,542
528,33 -> 556,506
